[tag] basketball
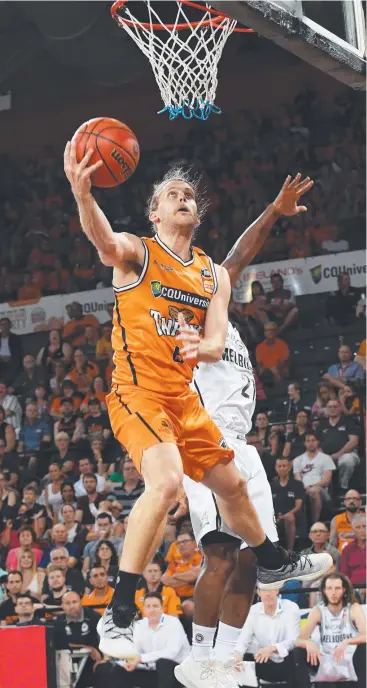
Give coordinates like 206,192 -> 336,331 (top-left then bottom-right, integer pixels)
72,116 -> 140,188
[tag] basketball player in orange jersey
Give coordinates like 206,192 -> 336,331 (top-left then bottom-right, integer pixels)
64,142 -> 331,659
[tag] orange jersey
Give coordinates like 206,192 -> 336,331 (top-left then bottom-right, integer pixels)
82,586 -> 114,614
165,550 -> 202,598
111,236 -> 217,394
135,584 -> 182,616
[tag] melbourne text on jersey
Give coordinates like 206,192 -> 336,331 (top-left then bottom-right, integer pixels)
222,347 -> 253,372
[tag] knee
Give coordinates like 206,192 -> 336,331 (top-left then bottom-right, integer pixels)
307,485 -> 320,496
227,475 -> 248,501
181,599 -> 194,618
149,473 -> 182,503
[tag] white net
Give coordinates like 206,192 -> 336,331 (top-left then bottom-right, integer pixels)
112,1 -> 238,119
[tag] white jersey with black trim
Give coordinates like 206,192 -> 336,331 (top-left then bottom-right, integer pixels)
315,603 -> 359,682
192,321 -> 256,436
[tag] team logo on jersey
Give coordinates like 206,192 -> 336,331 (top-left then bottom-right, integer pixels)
150,308 -> 202,337
200,268 -> 214,294
150,281 -> 209,310
218,436 -> 228,448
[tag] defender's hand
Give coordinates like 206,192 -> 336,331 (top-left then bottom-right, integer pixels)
273,173 -> 314,216
64,140 -> 103,201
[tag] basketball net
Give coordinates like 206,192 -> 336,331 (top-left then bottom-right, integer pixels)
111,1 -> 239,120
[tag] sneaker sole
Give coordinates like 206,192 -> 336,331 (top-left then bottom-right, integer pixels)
99,636 -> 139,660
258,555 -> 333,590
174,664 -> 197,688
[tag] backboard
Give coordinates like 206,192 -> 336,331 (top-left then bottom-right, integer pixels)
212,0 -> 366,89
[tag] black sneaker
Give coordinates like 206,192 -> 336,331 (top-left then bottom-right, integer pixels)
97,600 -> 138,659
257,550 -> 332,590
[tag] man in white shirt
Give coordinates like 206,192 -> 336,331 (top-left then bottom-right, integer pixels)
74,456 -> 105,497
234,587 -> 300,687
113,592 -> 190,687
293,432 -> 335,522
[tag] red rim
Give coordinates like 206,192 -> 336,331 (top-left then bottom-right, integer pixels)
111,0 -> 254,33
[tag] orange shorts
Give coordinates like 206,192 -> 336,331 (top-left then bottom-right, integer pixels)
107,384 -> 234,482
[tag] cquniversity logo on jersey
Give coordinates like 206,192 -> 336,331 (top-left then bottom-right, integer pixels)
150,281 -> 210,310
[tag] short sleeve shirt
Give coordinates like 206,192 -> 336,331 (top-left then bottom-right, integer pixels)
271,476 -> 305,515
317,416 -> 360,455
293,451 -> 336,488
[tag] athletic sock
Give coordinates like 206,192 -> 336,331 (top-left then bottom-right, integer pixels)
250,536 -> 285,570
112,570 -> 141,605
214,622 -> 242,662
192,624 -> 216,660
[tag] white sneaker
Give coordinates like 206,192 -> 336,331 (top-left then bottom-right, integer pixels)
216,658 -> 239,687
257,551 -> 333,590
97,605 -> 139,659
174,654 -> 237,688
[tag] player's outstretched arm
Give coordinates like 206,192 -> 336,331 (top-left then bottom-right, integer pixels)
223,173 -> 314,286
64,141 -> 144,268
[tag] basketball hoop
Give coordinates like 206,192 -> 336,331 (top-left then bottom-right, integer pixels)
111,0 -> 253,120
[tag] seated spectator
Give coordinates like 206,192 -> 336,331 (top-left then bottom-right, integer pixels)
53,398 -> 84,444
293,432 -> 335,522
82,512 -> 122,574
312,381 -> 337,420
254,411 -> 271,450
18,401 -> 51,472
355,339 -> 366,371
0,438 -> 19,487
58,503 -> 86,551
326,272 -> 364,327
0,317 -> 23,385
330,489 -> 365,552
41,547 -> 85,597
302,522 -> 340,569
68,349 -> 100,394
14,484 -> 47,538
340,514 -> 366,589
81,377 -> 108,413
323,344 -> 365,391
234,586 -> 301,688
283,382 -> 310,421
36,328 -> 73,375
17,272 -> 41,302
295,573 -> 366,687
284,409 -> 312,460
51,431 -> 77,466
12,354 -> 48,404
256,322 -> 289,384
80,324 -> 98,359
339,382 -> 361,416
0,381 -> 22,436
54,591 -> 114,688
82,565 -> 114,613
244,280 -> 271,328
84,397 -> 112,443
6,525 -> 43,570
62,301 -> 100,348
92,540 -> 119,586
113,592 -> 190,688
248,431 -> 277,483
161,531 -> 201,621
33,382 -> 50,420
39,462 -> 64,510
42,565 -> 68,607
136,560 -> 181,617
50,380 -> 82,419
317,399 -> 360,491
96,323 -> 113,363
271,457 -> 305,550
76,473 -> 105,526
15,547 -> 44,599
107,457 -> 144,518
0,470 -> 17,528
13,593 -> 45,626
321,224 -> 349,253
74,457 -> 105,497
267,273 -> 299,335
39,524 -> 78,570
0,570 -> 24,626
0,406 -> 16,453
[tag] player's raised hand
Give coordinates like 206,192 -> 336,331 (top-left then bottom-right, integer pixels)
272,173 -> 314,216
176,313 -> 201,360
63,140 -> 103,201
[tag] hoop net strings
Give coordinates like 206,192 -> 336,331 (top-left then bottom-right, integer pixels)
114,2 -> 237,118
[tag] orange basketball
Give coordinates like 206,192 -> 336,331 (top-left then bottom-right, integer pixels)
72,117 -> 140,188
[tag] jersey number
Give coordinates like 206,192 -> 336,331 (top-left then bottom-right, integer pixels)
242,376 -> 256,402
172,346 -> 184,364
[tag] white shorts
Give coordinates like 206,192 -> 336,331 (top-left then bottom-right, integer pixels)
183,432 -> 278,549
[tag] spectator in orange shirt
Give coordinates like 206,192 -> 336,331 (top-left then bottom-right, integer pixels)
50,380 -> 82,420
165,518 -> 194,564
63,302 -> 100,347
135,560 -> 182,617
355,339 -> 366,371
256,322 -> 290,384
68,350 -> 99,394
82,566 -> 113,615
17,273 -> 41,302
161,531 -> 201,622
81,377 -> 107,414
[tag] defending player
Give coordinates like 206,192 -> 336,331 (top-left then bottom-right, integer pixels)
176,173 -> 332,688
64,144 -> 331,659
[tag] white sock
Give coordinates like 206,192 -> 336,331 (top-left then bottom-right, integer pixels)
192,623 -> 216,660
214,622 -> 242,662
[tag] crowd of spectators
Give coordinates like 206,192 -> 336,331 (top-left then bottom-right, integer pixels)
0,87 -> 365,302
